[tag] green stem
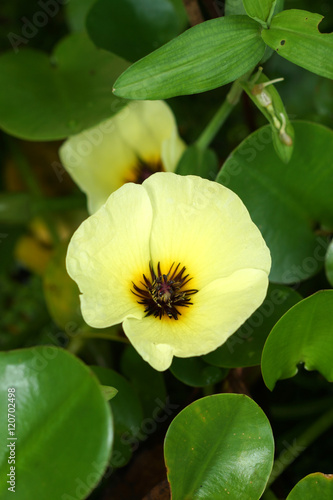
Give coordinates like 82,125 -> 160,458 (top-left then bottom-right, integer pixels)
195,70 -> 252,151
33,194 -> 86,213
268,406 -> 333,487
8,139 -> 61,245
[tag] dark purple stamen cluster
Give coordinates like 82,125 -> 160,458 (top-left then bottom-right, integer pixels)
132,262 -> 198,320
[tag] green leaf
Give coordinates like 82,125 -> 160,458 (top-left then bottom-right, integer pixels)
242,71 -> 294,162
286,472 -> 333,499
217,121 -> 333,283
242,0 -> 276,24
204,284 -> 302,368
325,239 -> 333,286
261,290 -> 333,390
120,346 -> 167,418
261,10 -> 333,80
113,16 -> 266,99
164,394 -> 274,500
0,33 -> 129,140
225,0 -> 247,16
65,0 -> 96,32
176,145 -> 218,180
86,0 -> 187,63
170,357 -> 228,387
100,385 -> 118,401
91,365 -> 144,468
0,347 -> 113,500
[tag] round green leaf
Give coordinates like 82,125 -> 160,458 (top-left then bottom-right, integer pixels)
170,356 -> 228,387
86,0 -> 187,63
0,33 -> 128,140
261,290 -> 333,390
325,239 -> 333,286
0,347 -> 113,500
217,121 -> 333,283
164,394 -> 274,500
286,472 -> 333,500
204,284 -> 302,368
113,16 -> 266,99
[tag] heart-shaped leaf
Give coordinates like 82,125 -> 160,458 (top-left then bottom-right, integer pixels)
113,16 -> 266,99
217,121 -> 333,283
261,10 -> 333,80
0,347 -> 113,500
261,290 -> 333,390
164,394 -> 274,500
0,33 -> 128,140
86,0 -> 187,62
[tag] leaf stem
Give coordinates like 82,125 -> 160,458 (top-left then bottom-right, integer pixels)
195,71 -> 252,151
268,406 -> 333,486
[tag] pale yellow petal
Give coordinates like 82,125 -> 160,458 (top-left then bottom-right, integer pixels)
60,101 -> 184,213
66,183 -> 152,328
123,268 -> 268,370
116,100 -> 181,163
161,126 -> 186,173
143,172 -> 271,289
59,118 -> 136,213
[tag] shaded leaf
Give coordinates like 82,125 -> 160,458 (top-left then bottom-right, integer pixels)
176,145 -> 218,180
261,290 -> 333,390
87,0 -> 187,62
217,121 -> 333,283
170,356 -> 228,387
0,33 -> 128,140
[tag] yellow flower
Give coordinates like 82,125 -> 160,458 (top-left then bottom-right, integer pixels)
59,101 -> 185,214
66,173 -> 271,371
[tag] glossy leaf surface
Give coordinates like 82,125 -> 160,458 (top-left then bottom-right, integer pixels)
113,16 -> 266,99
217,121 -> 333,283
0,33 -> 128,140
261,10 -> 333,80
262,290 -> 333,390
164,394 -> 274,499
0,347 -> 113,500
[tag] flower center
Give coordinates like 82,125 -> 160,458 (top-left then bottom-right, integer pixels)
125,156 -> 164,184
132,262 -> 198,320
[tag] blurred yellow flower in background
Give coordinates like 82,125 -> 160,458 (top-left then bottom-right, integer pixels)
60,101 -> 185,214
66,173 -> 271,371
